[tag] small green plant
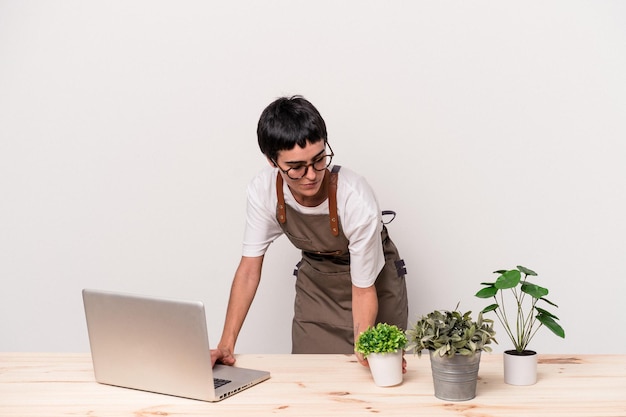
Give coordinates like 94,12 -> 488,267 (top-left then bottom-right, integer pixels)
406,306 -> 497,357
475,265 -> 565,352
355,323 -> 408,357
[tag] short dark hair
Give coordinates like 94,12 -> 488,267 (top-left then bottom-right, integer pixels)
257,95 -> 327,162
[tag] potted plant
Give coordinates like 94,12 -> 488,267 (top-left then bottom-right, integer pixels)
355,322 -> 408,387
475,265 -> 565,385
405,306 -> 496,401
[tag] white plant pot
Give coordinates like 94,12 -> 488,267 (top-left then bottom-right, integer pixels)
503,350 -> 537,385
366,351 -> 403,387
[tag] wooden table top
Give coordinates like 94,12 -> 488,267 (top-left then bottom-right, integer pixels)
1,352 -> 625,416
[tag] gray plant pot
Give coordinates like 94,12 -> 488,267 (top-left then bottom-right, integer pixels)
429,350 -> 481,401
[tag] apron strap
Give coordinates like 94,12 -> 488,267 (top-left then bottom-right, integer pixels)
276,173 -> 286,224
275,165 -> 342,236
328,165 -> 341,236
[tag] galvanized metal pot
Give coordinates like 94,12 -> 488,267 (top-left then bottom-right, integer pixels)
429,350 -> 481,401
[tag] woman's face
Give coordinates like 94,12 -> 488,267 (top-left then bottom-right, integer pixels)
272,140 -> 329,207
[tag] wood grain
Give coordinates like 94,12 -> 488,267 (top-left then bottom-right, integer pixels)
1,353 -> 624,416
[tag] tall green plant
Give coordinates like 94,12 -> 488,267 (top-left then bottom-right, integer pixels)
475,265 -> 565,352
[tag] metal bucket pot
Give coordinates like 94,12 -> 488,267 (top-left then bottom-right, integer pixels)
429,350 -> 481,401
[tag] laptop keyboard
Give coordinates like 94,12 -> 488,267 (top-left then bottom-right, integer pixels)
214,378 -> 231,389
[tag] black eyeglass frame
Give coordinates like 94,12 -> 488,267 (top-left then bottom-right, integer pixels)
272,142 -> 334,180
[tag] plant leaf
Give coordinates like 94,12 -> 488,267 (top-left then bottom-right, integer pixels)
521,282 -> 549,298
495,269 -> 521,289
517,265 -> 537,276
537,313 -> 565,338
481,303 -> 499,313
541,297 -> 559,308
475,286 -> 498,298
535,307 -> 559,320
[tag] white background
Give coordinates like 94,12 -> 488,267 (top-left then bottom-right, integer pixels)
1,1 -> 625,354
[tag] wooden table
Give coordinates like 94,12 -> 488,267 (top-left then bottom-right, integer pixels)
1,353 -> 625,416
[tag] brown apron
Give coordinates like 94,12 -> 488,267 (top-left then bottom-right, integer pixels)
276,166 -> 408,354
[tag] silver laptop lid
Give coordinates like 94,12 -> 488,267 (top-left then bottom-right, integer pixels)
83,288 -> 217,400
82,289 -> 269,401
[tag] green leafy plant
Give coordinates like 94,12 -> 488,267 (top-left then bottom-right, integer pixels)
475,265 -> 565,352
405,306 -> 497,357
355,323 -> 408,357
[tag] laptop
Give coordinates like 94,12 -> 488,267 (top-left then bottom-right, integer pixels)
82,288 -> 270,402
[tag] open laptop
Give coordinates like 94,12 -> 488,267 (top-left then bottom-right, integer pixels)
82,288 -> 270,402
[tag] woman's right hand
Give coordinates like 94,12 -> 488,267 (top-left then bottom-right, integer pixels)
211,347 -> 236,367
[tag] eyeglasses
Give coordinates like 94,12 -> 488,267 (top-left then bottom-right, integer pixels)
272,143 -> 334,180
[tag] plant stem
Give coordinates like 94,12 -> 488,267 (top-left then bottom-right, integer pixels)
493,292 -> 517,350
517,274 -> 532,351
526,321 -> 543,348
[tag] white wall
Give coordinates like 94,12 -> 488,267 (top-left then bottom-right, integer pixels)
1,1 -> 625,354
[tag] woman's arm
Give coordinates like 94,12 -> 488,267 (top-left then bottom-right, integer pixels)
351,284 -> 378,366
211,255 -> 264,367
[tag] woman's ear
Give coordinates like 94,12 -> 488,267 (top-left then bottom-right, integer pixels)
267,157 -> 277,167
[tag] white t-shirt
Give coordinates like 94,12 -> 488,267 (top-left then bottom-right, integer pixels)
242,165 -> 385,288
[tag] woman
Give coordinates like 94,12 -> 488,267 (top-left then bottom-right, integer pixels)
212,96 -> 408,368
